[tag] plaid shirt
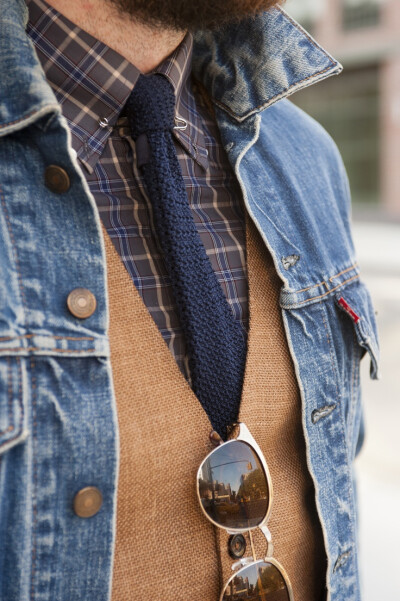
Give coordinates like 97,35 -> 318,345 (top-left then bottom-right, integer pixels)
27,0 -> 248,380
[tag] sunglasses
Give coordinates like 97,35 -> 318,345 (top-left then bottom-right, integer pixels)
197,423 -> 294,601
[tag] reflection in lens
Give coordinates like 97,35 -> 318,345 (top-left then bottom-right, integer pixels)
222,561 -> 290,601
198,441 -> 269,529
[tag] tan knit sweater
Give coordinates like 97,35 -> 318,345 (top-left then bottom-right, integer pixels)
104,217 -> 326,601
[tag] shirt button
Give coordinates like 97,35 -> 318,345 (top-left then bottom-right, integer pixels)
73,487 -> 103,518
67,288 -> 97,319
45,165 -> 71,193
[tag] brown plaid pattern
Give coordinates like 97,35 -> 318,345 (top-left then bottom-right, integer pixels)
27,0 -> 248,380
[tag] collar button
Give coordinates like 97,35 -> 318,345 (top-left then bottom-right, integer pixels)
98,116 -> 110,129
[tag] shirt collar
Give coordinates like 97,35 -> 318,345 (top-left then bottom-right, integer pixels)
0,0 -> 341,142
155,33 -> 192,103
153,33 -> 209,169
26,0 -> 142,172
27,0 -> 205,171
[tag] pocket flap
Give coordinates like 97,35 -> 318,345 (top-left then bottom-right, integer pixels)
335,281 -> 380,379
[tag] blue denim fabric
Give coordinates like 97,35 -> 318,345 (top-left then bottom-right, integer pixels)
0,1 -> 379,600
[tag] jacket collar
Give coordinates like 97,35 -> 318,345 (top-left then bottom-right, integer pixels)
0,0 -> 341,134
192,6 -> 342,122
0,0 -> 60,136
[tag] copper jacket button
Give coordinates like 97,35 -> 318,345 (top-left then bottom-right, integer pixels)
45,165 -> 71,193
67,288 -> 97,319
73,487 -> 103,518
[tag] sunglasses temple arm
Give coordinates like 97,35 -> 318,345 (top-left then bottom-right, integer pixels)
258,524 -> 274,559
248,529 -> 257,562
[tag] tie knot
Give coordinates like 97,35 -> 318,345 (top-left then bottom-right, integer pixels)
125,73 -> 176,140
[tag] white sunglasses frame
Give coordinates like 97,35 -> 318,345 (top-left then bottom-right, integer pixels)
196,422 -> 294,601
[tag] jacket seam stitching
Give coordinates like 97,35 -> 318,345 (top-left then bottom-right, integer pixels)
329,264 -> 358,282
0,334 -> 95,342
0,348 -> 96,354
0,109 -> 38,130
296,279 -> 328,294
297,275 -> 360,304
295,263 -> 358,294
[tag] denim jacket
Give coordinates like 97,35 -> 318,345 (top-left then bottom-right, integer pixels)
0,1 -> 379,600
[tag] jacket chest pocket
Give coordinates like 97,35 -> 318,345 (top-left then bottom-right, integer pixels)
334,282 -> 379,380
0,356 -> 28,456
282,275 -> 379,459
322,279 -> 380,456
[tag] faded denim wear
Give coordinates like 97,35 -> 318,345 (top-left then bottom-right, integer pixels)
0,1 -> 379,600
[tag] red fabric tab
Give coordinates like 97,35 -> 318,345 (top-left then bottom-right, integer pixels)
338,297 -> 360,323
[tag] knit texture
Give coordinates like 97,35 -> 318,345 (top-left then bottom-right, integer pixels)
125,74 -> 247,438
105,216 -> 327,601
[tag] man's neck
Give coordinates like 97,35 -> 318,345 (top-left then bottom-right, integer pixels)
44,0 -> 186,72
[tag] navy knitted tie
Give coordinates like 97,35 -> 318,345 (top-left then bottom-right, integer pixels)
125,74 -> 246,439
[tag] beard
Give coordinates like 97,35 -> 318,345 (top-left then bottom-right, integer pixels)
105,0 -> 283,31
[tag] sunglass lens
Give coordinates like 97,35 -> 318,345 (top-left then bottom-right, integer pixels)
222,561 -> 290,601
198,440 -> 269,529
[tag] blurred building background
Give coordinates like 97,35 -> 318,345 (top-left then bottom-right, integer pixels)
286,0 -> 400,216
284,2 -> 400,599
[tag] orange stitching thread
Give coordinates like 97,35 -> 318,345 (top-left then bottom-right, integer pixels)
0,334 -> 95,342
298,275 -> 360,305
0,109 -> 38,130
289,264 -> 359,296
329,263 -> 358,282
0,335 -> 34,342
0,424 -> 19,444
52,335 -> 94,341
0,348 -> 96,353
296,280 -> 327,294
